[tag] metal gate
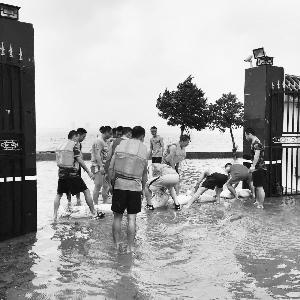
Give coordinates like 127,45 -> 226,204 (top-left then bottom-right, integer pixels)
0,62 -> 36,240
270,75 -> 300,196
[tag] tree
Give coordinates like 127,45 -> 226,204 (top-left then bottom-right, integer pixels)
208,93 -> 244,159
156,75 -> 209,136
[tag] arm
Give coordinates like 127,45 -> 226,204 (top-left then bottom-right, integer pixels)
164,145 -> 177,169
160,137 -> 164,155
193,170 -> 210,193
251,150 -> 260,171
76,156 -> 94,179
149,139 -> 153,159
142,164 -> 148,191
108,153 -> 116,182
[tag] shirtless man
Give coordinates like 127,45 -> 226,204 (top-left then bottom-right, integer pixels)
144,163 -> 181,210
185,169 -> 229,208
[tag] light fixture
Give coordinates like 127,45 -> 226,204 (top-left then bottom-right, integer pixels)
244,55 -> 253,68
0,3 -> 20,20
253,47 -> 265,59
252,47 -> 274,66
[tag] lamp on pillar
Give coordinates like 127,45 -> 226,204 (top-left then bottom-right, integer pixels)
0,3 -> 20,20
253,47 -> 274,66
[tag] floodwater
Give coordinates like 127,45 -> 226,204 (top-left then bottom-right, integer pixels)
1,159 -> 300,300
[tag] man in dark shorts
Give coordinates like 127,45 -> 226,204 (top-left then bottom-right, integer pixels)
108,126 -> 148,252
53,130 -> 103,222
245,127 -> 266,208
185,169 -> 229,208
225,163 -> 255,200
149,126 -> 164,164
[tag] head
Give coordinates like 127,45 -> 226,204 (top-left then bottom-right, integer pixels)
100,125 -> 113,140
132,126 -> 146,141
116,126 -> 123,138
179,134 -> 191,148
244,127 -> 256,142
112,127 -> 117,138
225,163 -> 232,173
122,127 -> 132,138
68,130 -> 79,142
76,128 -> 87,142
150,126 -> 157,137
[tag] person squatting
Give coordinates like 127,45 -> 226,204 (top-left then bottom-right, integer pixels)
54,126 -> 266,251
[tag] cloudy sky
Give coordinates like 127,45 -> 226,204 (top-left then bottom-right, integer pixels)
8,0 -> 300,133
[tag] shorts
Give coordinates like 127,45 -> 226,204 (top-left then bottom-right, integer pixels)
111,189 -> 142,214
152,157 -> 162,164
252,168 -> 267,187
147,173 -> 179,192
57,177 -> 88,196
202,173 -> 228,190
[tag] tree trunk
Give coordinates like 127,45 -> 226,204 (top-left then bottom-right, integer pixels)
180,125 -> 185,137
229,126 -> 237,160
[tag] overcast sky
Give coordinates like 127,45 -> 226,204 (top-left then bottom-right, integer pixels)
8,0 -> 300,133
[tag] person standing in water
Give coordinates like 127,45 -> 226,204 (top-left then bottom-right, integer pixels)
91,126 -> 112,204
54,130 -> 103,222
244,127 -> 266,209
149,126 -> 164,164
108,126 -> 148,252
162,134 -> 190,195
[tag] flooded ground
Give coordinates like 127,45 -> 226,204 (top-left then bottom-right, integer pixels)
1,159 -> 300,299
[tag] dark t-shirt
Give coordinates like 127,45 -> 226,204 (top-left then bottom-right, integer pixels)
251,140 -> 265,169
58,142 -> 81,178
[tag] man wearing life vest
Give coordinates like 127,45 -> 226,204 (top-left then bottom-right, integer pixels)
162,134 -> 190,194
108,126 -> 148,252
90,126 -> 113,204
54,130 -> 101,222
145,163 -> 181,210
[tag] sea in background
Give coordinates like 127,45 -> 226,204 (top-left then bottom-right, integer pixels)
36,128 -> 244,153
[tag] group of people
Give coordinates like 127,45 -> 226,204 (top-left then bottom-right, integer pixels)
53,125 -> 267,252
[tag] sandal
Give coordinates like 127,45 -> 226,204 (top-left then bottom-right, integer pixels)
174,204 -> 181,211
94,211 -> 105,219
145,204 -> 154,210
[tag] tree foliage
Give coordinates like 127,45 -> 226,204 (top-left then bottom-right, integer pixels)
156,75 -> 209,136
208,92 -> 244,157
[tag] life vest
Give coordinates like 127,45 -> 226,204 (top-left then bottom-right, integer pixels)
114,139 -> 148,180
56,140 -> 79,169
162,143 -> 186,165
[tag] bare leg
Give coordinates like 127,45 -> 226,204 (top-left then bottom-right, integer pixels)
168,186 -> 179,206
227,180 -> 238,199
112,212 -> 123,250
54,194 -> 63,222
83,189 -> 96,215
255,187 -> 265,208
175,182 -> 180,195
102,176 -> 110,203
75,193 -> 81,205
127,214 -> 137,252
186,187 -> 208,207
215,187 -> 223,203
92,172 -> 102,205
247,179 -> 256,201
67,192 -> 71,204
145,185 -> 153,206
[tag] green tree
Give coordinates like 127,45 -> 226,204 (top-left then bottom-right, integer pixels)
208,93 -> 244,158
156,75 -> 209,136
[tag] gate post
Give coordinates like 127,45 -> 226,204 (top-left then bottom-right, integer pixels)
0,4 -> 36,240
244,64 -> 284,197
